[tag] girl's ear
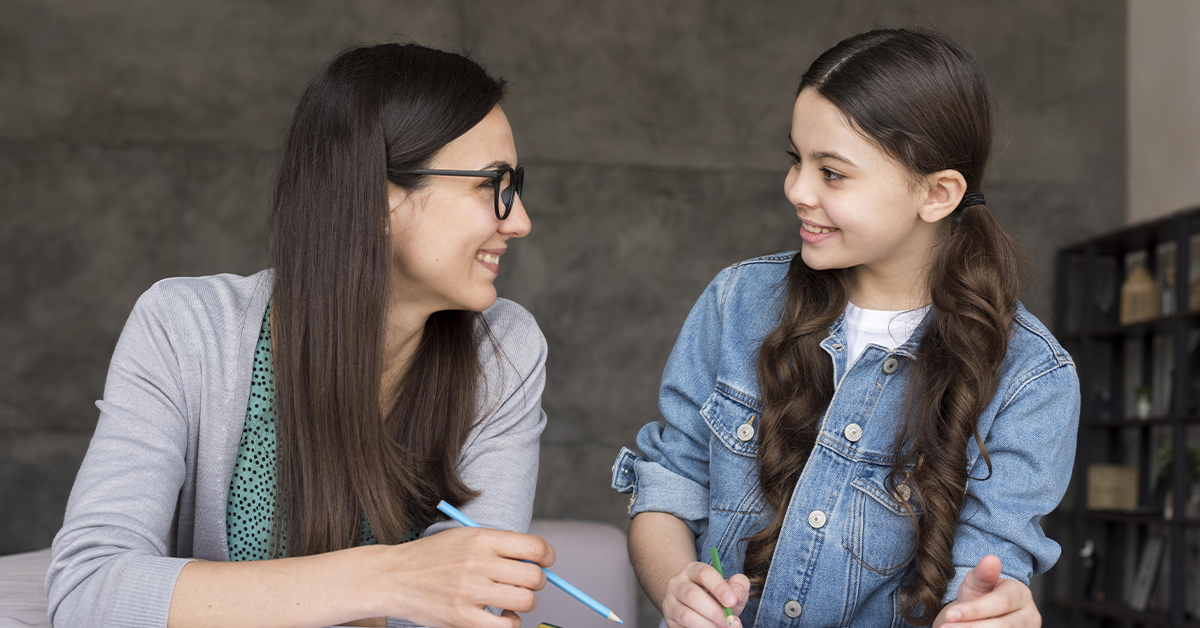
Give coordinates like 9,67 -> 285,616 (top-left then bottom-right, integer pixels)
918,169 -> 967,224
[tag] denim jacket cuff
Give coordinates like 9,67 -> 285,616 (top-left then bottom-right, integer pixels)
612,447 -> 710,536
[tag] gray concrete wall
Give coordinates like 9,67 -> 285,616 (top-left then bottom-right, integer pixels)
1,2 -> 1126,626
1128,0 -> 1200,223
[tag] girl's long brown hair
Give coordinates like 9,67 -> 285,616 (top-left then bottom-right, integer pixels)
743,29 -> 1031,624
267,44 -> 506,557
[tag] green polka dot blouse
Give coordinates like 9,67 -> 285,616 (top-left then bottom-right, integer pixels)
225,302 -> 418,560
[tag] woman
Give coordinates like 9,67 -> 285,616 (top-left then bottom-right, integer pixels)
46,43 -> 551,628
614,29 -> 1079,627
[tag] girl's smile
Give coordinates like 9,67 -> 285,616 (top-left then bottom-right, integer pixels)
799,218 -> 839,243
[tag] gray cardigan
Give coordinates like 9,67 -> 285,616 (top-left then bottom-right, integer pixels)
44,270 -> 548,628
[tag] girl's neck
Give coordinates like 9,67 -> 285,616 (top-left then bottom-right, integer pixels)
848,263 -> 931,312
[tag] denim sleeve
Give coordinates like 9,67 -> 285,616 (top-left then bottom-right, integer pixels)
942,361 -> 1080,603
612,269 -> 730,537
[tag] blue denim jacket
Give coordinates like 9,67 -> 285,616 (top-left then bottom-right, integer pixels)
612,252 -> 1079,627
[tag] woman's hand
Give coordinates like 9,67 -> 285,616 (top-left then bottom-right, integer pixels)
660,561 -> 751,628
935,555 -> 1041,627
369,526 -> 556,628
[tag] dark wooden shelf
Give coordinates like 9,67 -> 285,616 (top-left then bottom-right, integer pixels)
1052,208 -> 1200,624
1081,415 -> 1200,429
1060,207 -> 1200,256
1047,597 -> 1200,627
1053,508 -> 1200,527
1062,310 -> 1200,341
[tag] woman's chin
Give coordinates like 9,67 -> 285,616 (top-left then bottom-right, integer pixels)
458,287 -> 499,313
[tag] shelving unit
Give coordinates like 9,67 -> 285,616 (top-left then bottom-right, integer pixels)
1047,209 -> 1200,627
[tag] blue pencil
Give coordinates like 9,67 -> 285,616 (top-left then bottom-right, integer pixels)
436,500 -> 623,624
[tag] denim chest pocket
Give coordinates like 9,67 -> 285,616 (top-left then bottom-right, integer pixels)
700,383 -> 763,514
843,464 -> 920,576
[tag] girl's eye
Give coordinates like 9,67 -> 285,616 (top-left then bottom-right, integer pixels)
481,179 -> 499,190
785,150 -> 801,165
821,168 -> 844,182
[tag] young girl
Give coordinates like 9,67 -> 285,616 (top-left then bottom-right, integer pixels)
614,29 -> 1079,628
46,44 -> 552,628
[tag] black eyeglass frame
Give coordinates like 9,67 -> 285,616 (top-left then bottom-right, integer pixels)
405,167 -> 525,220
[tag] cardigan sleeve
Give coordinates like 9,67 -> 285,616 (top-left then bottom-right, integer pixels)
45,281 -> 197,628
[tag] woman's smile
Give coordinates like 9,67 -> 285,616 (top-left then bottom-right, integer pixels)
474,248 -> 505,274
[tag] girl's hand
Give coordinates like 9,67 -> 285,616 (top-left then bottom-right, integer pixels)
369,526 -> 555,628
660,561 -> 751,628
936,555 -> 1041,628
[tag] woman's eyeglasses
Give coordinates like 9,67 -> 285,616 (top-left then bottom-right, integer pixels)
405,167 -> 525,220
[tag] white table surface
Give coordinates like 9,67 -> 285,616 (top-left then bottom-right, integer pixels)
0,548 -> 51,628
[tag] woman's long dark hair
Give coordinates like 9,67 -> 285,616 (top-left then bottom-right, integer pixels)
743,29 -> 1031,624
268,43 -> 506,557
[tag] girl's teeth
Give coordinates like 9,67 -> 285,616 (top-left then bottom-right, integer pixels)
803,223 -> 836,234
475,253 -> 500,264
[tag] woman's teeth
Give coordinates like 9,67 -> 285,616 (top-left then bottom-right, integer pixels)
802,222 -> 837,234
475,252 -> 500,264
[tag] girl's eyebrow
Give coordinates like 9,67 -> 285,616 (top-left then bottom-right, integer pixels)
787,135 -> 857,168
810,151 -> 857,168
482,160 -> 513,170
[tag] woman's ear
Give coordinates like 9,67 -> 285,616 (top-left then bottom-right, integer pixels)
387,181 -> 408,215
918,169 -> 967,224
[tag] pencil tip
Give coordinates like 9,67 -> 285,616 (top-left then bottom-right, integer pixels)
609,613 -> 623,623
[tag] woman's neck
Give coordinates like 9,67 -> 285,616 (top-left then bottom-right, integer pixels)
380,292 -> 430,409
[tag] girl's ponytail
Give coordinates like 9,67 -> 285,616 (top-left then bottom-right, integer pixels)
893,201 -> 1030,619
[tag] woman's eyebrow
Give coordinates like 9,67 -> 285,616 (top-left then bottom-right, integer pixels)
482,159 -> 513,170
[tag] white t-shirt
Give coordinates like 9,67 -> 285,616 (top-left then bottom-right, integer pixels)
843,301 -> 931,368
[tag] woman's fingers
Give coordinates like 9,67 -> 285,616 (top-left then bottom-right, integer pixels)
371,527 -> 555,626
479,529 -> 556,568
485,555 -> 549,591
483,581 -> 540,614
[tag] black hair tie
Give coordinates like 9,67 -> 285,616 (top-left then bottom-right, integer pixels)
951,191 -> 986,228
958,191 -> 986,210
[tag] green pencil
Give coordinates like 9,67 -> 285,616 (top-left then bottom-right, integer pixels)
710,548 -> 736,627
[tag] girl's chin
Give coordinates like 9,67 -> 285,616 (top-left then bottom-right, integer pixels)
800,249 -> 841,271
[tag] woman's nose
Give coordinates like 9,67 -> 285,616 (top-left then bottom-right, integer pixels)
501,193 -> 531,238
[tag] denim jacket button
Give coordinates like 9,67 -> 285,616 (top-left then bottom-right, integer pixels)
736,422 -> 755,442
844,423 -> 863,442
882,356 -> 900,374
784,600 -> 803,618
896,483 -> 912,502
807,510 -> 826,529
